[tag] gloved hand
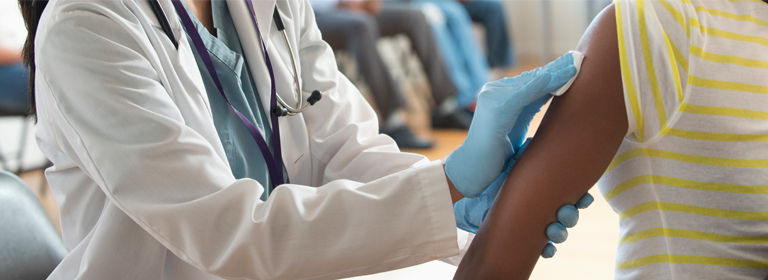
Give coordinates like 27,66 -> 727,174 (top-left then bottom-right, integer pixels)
453,138 -> 595,258
541,193 -> 594,258
445,52 -> 579,197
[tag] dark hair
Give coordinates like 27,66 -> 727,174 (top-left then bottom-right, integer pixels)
18,0 -> 49,116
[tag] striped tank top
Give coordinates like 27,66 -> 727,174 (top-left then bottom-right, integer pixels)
598,0 -> 768,278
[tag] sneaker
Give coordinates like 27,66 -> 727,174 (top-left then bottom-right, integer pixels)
384,125 -> 435,149
433,109 -> 473,130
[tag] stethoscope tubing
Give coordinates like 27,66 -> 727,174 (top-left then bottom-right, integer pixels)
166,0 -> 287,188
148,0 -> 314,116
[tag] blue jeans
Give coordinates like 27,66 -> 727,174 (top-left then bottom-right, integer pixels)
0,63 -> 30,115
464,0 -> 516,68
418,0 -> 490,108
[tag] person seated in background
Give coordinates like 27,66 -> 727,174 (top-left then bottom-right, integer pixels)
311,0 -> 474,143
0,0 -> 29,115
455,1 -> 768,278
459,0 -> 516,70
412,0 -> 491,112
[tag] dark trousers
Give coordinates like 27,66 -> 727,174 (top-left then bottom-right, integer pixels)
463,0 -> 516,68
314,6 -> 458,120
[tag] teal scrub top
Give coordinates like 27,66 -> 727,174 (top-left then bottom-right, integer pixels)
183,2 -> 284,198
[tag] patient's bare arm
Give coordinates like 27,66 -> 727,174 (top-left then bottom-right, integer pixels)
455,5 -> 627,279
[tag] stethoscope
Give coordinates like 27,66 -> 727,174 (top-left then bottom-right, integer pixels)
149,0 -> 322,117
149,0 -> 325,189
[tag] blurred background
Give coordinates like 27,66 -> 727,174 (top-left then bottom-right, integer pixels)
1,0 -> 617,278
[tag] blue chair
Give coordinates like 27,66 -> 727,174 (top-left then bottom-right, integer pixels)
0,170 -> 66,279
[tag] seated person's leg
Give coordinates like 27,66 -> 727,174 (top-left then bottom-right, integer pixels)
313,9 -> 433,148
376,4 -> 471,129
417,2 -> 478,109
463,0 -> 515,68
313,10 -> 404,126
434,1 -> 490,108
0,63 -> 29,115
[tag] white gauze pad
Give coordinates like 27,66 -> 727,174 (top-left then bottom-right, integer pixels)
552,50 -> 585,96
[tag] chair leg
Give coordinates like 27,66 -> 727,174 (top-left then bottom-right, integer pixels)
0,142 -> 7,171
15,116 -> 30,174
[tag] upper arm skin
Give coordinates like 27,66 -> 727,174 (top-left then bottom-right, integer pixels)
455,5 -> 627,279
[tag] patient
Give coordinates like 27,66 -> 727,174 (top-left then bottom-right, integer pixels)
458,1 -> 768,279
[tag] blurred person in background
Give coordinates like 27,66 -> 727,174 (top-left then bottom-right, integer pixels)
311,0 -> 474,134
413,0 -> 490,112
460,0 -> 516,70
0,0 -> 29,115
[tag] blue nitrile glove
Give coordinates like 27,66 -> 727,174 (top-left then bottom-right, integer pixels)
542,194 -> 594,258
453,138 -> 595,258
452,139 -> 532,233
508,52 -> 582,147
445,53 -> 579,197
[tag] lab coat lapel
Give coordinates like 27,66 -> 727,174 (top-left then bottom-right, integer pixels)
243,0 -> 276,42
154,0 -> 210,113
226,0 -> 312,185
226,0 -> 275,119
147,0 -> 230,166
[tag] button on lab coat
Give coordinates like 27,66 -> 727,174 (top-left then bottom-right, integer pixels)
33,0 -> 459,278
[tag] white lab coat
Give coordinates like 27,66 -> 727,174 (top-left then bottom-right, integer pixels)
33,0 -> 460,279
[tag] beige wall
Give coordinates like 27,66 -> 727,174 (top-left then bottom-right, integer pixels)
504,0 -> 610,62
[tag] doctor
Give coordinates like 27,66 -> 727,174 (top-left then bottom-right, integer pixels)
21,0 -> 586,279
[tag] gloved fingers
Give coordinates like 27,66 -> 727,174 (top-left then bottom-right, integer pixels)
507,94 -> 553,147
485,51 -> 578,97
556,204 -> 579,228
546,222 -> 568,244
543,64 -> 578,93
500,152 -> 517,172
445,135 -> 513,198
452,199 -> 481,233
483,69 -> 545,90
576,193 -> 595,209
539,51 -> 581,93
524,94 -> 555,116
479,71 -> 552,106
452,156 -> 517,233
541,51 -> 575,72
541,242 -> 557,258
512,137 -> 533,160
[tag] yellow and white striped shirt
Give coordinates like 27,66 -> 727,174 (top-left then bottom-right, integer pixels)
600,0 -> 768,278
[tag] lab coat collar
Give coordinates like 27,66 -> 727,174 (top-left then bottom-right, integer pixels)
156,0 -> 278,121
153,0 -> 276,47
225,0 -> 276,46
225,0 -> 278,122
156,0 -> 184,41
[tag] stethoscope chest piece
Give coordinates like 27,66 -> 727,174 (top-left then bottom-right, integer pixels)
271,90 -> 322,117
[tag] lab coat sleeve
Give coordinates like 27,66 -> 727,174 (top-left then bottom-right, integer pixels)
37,6 -> 458,280
294,0 -> 434,184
